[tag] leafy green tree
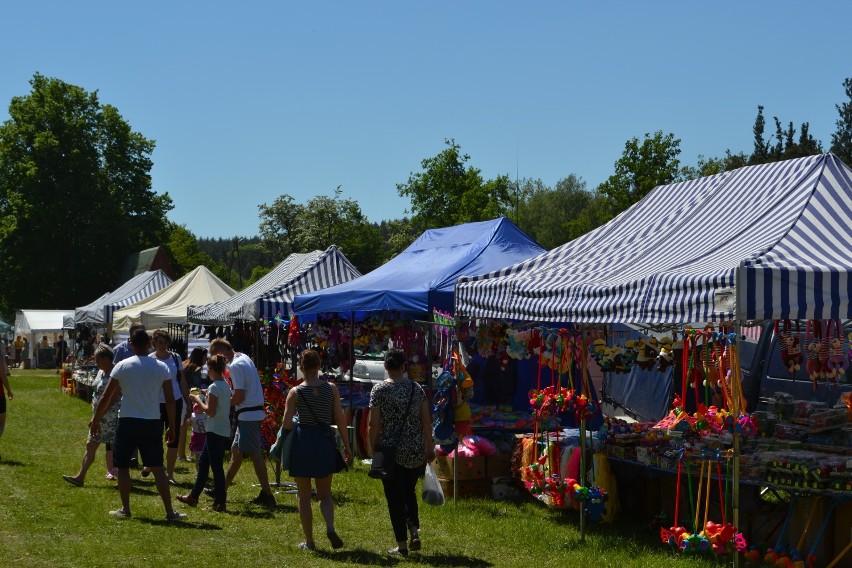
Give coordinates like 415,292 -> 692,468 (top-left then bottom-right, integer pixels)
682,151 -> 749,179
245,265 -> 272,287
830,77 -> 852,165
380,217 -> 421,262
597,131 -> 682,219
295,187 -> 383,273
397,139 -> 513,227
0,73 -> 172,311
515,175 -> 595,249
165,224 -> 224,279
258,194 -> 304,262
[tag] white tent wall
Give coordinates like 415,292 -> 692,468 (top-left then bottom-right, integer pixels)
14,309 -> 73,367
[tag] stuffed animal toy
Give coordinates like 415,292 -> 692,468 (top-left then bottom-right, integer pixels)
805,321 -> 822,383
775,320 -> 803,375
825,319 -> 848,379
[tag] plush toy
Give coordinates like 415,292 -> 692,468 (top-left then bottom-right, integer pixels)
825,319 -> 848,379
805,321 -> 822,383
775,320 -> 803,375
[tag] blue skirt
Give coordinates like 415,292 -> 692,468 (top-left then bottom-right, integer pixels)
288,424 -> 336,478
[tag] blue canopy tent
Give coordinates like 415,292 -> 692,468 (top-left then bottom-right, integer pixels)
455,153 -> 852,554
293,217 -> 546,317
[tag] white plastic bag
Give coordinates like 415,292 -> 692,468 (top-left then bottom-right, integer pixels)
422,463 -> 445,506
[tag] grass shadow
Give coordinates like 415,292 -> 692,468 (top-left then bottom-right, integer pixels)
137,518 -> 221,530
0,458 -> 26,467
312,548 -> 400,566
412,553 -> 493,567
234,508 -> 277,519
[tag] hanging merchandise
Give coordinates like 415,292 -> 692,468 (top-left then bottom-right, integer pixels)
805,320 -> 823,387
824,318 -> 848,382
774,320 -> 803,376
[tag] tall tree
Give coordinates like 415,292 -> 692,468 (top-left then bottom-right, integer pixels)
165,224 -> 224,279
750,105 -> 770,164
257,194 -> 304,262
397,138 -> 513,228
830,77 -> 852,165
515,175 -> 595,249
0,74 -> 172,311
295,187 -> 383,273
597,131 -> 682,219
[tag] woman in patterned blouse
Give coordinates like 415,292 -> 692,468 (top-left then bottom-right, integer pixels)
368,348 -> 435,556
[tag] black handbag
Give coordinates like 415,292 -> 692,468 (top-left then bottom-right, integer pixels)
297,387 -> 348,473
368,382 -> 415,480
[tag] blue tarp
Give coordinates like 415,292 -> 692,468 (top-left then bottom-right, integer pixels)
292,217 -> 545,316
604,366 -> 673,423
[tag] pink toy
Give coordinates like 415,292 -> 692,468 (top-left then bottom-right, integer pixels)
462,435 -> 497,456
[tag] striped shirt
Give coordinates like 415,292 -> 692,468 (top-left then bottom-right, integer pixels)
295,382 -> 334,425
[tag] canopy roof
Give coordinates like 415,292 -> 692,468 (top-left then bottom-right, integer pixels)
293,217 -> 545,316
112,265 -> 235,331
74,270 -> 173,326
15,309 -> 74,336
455,153 -> 852,324
188,246 -> 361,325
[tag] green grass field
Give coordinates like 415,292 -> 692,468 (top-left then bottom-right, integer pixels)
0,370 -> 725,568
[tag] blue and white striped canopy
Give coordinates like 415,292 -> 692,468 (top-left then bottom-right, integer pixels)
187,246 -> 361,325
74,270 -> 173,326
455,153 -> 852,324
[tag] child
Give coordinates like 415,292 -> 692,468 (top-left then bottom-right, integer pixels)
177,354 -> 232,512
188,400 -> 207,467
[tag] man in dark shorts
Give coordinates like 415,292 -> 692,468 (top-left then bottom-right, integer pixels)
91,329 -> 186,521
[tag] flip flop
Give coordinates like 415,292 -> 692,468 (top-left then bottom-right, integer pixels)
62,475 -> 83,487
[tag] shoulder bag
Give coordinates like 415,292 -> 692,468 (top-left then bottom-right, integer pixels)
369,381 -> 415,480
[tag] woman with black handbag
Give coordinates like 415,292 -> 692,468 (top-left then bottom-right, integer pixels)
368,349 -> 435,556
281,349 -> 352,551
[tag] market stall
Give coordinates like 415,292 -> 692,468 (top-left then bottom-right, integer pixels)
14,309 -> 74,368
291,217 -> 546,457
73,269 -> 173,328
454,153 -> 852,565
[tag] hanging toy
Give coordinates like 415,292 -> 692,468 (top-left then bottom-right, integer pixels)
805,320 -> 822,387
825,319 -> 848,381
775,320 -> 803,376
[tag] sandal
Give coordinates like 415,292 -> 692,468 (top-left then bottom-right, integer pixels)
388,547 -> 408,557
176,494 -> 198,507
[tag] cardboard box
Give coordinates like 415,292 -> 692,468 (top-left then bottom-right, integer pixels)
486,454 -> 512,478
439,478 -> 490,499
636,447 -> 653,466
433,456 -> 486,480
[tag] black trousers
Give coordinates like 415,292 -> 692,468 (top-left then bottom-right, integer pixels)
381,464 -> 424,542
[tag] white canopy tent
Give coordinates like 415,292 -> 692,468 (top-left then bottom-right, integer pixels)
14,309 -> 74,366
112,266 -> 236,332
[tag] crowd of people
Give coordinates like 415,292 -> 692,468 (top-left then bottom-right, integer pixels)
38,325 -> 436,554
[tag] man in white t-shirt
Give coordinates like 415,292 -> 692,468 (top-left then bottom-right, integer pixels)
208,338 -> 275,507
91,329 -> 187,521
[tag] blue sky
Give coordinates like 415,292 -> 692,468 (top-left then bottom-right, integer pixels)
2,1 -> 850,238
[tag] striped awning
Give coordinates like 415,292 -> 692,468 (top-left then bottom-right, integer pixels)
74,270 -> 173,326
187,246 -> 361,325
455,153 -> 852,324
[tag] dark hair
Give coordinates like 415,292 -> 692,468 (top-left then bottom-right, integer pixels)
130,329 -> 150,347
151,329 -> 171,345
184,347 -> 207,373
299,349 -> 322,371
207,353 -> 227,375
129,322 -> 146,334
384,348 -> 406,370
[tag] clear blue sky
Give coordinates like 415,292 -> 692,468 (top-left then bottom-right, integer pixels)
2,1 -> 849,239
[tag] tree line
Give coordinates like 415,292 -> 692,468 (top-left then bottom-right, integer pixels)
1,73 -> 850,316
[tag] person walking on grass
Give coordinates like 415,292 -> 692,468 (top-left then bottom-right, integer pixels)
0,338 -> 12,461
368,348 -> 435,557
63,345 -> 119,486
90,329 -> 186,521
281,349 -> 352,551
176,353 -> 231,512
209,338 -> 276,507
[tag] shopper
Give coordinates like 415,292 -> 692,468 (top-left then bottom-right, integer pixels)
209,338 -> 276,506
63,345 -> 119,486
368,348 -> 435,556
177,353 -> 231,512
0,338 -> 12,461
282,349 -> 352,551
90,328 -> 186,521
178,347 -> 208,462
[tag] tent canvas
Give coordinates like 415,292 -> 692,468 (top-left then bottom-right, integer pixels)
293,217 -> 545,316
188,246 -> 361,326
73,270 -> 174,327
455,154 -> 852,324
14,309 -> 74,363
112,266 -> 236,332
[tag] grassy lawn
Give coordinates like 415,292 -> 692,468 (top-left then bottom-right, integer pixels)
0,370 -> 725,568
